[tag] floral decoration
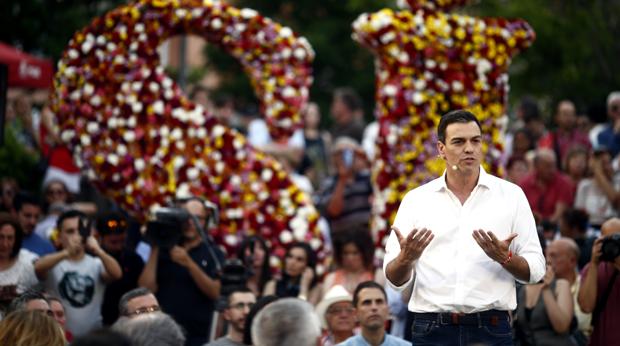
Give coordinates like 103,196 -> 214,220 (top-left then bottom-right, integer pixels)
51,0 -> 326,273
352,0 -> 535,255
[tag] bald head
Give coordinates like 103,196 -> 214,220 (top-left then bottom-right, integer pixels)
601,218 -> 620,237
549,237 -> 580,261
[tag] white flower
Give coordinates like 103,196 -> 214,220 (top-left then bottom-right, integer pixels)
310,238 -> 322,251
281,86 -> 296,98
212,125 -> 225,138
91,95 -> 101,107
131,102 -> 143,114
87,122 -> 99,134
68,49 -> 78,59
380,31 -> 396,44
170,128 -> 183,140
211,18 -> 222,30
279,230 -> 293,244
153,100 -> 164,115
293,47 -> 306,60
187,167 -> 199,180
107,154 -> 119,166
413,92 -> 424,105
261,169 -> 273,181
174,156 -> 185,169
281,48 -> 292,59
123,131 -> 136,142
61,130 -> 75,142
383,84 -> 397,97
117,144 -> 127,156
215,161 -> 225,173
280,27 -> 293,38
240,8 -> 257,19
134,159 -> 145,171
80,134 -> 91,146
224,234 -> 238,246
452,81 -> 464,92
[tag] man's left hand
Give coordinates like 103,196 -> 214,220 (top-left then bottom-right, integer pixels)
472,230 -> 517,264
170,246 -> 192,267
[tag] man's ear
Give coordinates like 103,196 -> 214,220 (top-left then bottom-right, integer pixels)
437,142 -> 446,160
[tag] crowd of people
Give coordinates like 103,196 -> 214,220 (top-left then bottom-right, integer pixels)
0,87 -> 618,346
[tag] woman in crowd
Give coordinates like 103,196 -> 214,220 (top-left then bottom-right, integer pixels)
236,235 -> 272,297
263,242 -> 321,305
321,230 -> 379,296
564,147 -> 589,186
0,177 -> 18,214
574,148 -> 620,228
515,265 -> 575,345
0,213 -> 39,317
0,310 -> 65,346
302,102 -> 332,190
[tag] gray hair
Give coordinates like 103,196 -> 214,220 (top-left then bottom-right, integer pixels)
6,290 -> 49,314
607,91 -> 620,108
112,312 -> 185,346
251,298 -> 321,346
118,287 -> 153,317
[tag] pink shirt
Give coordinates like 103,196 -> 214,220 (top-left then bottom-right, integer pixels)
580,262 -> 620,346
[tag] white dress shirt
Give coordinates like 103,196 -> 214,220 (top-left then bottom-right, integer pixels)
383,167 -> 545,313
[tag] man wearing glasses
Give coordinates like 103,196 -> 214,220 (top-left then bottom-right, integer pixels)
315,285 -> 356,346
118,287 -> 161,318
206,287 -> 256,346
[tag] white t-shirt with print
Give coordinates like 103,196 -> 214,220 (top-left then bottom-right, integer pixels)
45,254 -> 105,337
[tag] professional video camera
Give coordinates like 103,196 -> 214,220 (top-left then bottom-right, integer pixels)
144,207 -> 191,249
600,233 -> 620,262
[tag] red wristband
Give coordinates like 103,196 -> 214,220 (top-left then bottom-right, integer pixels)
500,251 -> 513,266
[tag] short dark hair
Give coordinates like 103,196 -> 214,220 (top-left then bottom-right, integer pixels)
118,287 -> 153,317
561,208 -> 589,233
56,209 -> 87,233
352,281 -> 387,307
7,289 -> 49,314
333,87 -> 362,112
0,212 -> 24,259
227,286 -> 254,307
333,230 -> 375,271
12,192 -> 40,213
437,109 -> 482,143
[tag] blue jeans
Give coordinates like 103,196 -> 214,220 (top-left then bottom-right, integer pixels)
411,310 -> 513,346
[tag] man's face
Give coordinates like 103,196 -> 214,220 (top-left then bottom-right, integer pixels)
126,294 -> 160,317
59,216 -> 83,251
100,232 -> 127,254
17,203 -> 41,236
25,299 -> 53,316
556,101 -> 576,130
224,292 -> 256,333
546,241 -> 575,278
355,287 -> 389,331
437,122 -> 482,175
608,98 -> 620,121
182,200 -> 208,241
325,301 -> 355,334
49,300 -> 66,328
535,154 -> 557,182
0,224 -> 16,259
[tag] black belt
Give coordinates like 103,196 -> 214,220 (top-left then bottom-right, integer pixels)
413,309 -> 509,326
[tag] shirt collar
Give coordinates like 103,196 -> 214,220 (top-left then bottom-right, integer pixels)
432,165 -> 494,192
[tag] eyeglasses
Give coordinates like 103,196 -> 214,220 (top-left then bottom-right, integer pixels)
129,305 -> 161,316
229,302 -> 255,311
326,307 -> 355,315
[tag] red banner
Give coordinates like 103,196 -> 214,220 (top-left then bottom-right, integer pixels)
0,42 -> 53,89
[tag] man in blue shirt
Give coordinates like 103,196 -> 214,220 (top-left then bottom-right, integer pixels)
338,281 -> 411,346
14,192 -> 55,256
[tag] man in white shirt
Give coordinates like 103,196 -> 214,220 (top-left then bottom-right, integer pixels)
383,110 -> 545,345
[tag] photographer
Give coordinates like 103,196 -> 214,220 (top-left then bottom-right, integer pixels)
138,197 -> 225,346
34,209 -> 122,337
316,137 -> 372,235
578,217 -> 620,345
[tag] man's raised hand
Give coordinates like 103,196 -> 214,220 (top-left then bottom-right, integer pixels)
392,226 -> 434,263
472,230 -> 517,264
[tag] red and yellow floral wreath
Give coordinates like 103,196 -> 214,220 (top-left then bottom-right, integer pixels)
51,0 -> 326,272
352,0 -> 535,257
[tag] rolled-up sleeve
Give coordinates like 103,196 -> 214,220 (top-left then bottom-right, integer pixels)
512,188 -> 546,283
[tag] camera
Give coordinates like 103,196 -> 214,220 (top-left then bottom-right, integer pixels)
78,216 -> 93,243
144,207 -> 191,249
342,148 -> 354,168
215,258 -> 251,311
600,233 -> 620,262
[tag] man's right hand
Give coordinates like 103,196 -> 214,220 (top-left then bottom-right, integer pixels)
591,237 -> 604,265
392,226 -> 434,263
